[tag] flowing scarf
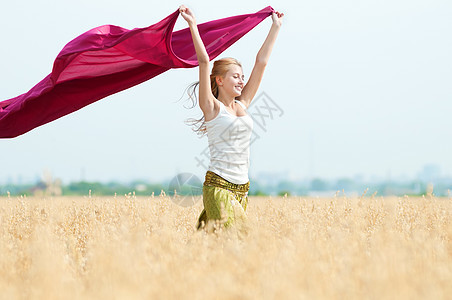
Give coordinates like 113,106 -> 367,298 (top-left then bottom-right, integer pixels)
0,6 -> 273,138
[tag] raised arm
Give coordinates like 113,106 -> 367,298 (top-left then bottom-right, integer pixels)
237,11 -> 284,107
179,5 -> 217,120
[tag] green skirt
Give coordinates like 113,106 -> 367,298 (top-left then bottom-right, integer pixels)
196,171 -> 250,230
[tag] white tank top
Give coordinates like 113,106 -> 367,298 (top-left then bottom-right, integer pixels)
205,100 -> 253,184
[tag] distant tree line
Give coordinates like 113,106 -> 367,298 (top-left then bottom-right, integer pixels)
249,177 -> 451,197
0,180 -> 166,197
1,177 -> 451,197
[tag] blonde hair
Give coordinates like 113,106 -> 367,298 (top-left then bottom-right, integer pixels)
185,58 -> 242,136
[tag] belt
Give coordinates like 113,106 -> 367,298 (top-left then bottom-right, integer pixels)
204,171 -> 250,193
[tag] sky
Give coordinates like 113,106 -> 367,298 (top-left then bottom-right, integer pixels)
1,0 -> 451,184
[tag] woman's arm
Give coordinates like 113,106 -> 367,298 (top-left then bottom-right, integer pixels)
238,12 -> 284,107
179,5 -> 217,120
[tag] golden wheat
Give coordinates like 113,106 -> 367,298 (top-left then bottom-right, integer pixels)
0,194 -> 451,299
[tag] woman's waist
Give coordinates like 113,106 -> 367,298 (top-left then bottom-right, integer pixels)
204,171 -> 250,193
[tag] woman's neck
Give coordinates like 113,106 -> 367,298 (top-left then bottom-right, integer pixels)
217,92 -> 236,108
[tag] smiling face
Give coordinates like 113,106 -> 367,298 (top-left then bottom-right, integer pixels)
217,64 -> 245,98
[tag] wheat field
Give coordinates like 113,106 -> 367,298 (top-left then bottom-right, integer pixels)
0,194 -> 451,300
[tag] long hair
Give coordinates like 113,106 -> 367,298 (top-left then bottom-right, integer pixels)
185,58 -> 242,136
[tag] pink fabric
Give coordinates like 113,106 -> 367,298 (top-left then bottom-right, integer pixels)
0,7 -> 273,138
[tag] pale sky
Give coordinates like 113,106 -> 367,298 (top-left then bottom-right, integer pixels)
1,0 -> 451,184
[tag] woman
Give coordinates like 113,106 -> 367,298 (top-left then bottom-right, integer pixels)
179,5 -> 283,230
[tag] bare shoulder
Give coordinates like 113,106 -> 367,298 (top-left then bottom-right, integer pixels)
235,99 -> 248,109
235,97 -> 251,108
204,98 -> 221,122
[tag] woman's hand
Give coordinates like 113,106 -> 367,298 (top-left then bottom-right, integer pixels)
179,5 -> 196,25
271,11 -> 284,28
